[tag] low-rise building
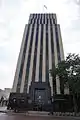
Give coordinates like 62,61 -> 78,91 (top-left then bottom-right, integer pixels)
0,88 -> 11,100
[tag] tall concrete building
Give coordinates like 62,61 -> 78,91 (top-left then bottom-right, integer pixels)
12,13 -> 65,104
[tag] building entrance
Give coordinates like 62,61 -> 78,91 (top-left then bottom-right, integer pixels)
34,89 -> 46,104
29,82 -> 51,111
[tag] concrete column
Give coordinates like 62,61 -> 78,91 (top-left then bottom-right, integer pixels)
39,19 -> 40,24
57,25 -> 69,94
40,14 -> 41,19
42,14 -> 44,24
53,25 -> 60,94
57,24 -> 64,60
48,19 -> 50,25
53,14 -> 57,24
27,24 -> 37,93
32,18 -> 34,24
20,24 -> 33,93
45,15 -> 47,24
12,25 -> 28,93
48,25 -> 53,96
51,18 -> 53,24
35,19 -> 37,24
35,25 -> 41,82
42,25 -> 46,82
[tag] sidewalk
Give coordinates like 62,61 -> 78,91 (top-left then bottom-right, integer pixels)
0,107 -> 80,119
6,111 -> 80,119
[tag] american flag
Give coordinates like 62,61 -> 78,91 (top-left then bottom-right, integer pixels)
44,5 -> 47,9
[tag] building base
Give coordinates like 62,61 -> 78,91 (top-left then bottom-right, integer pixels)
8,93 -> 74,112
8,82 -> 77,112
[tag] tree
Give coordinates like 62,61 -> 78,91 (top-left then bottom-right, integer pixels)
50,53 -> 80,115
66,54 -> 80,114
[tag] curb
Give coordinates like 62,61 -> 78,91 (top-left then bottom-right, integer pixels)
1,111 -> 80,118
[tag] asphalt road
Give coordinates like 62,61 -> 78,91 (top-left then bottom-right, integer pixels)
0,113 -> 80,120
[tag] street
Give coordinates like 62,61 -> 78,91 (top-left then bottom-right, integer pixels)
0,113 -> 80,120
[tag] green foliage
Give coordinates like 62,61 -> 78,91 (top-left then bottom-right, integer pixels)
50,53 -> 80,114
66,53 -> 80,94
50,53 -> 80,94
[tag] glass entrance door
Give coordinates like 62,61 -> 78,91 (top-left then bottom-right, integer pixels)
34,89 -> 46,104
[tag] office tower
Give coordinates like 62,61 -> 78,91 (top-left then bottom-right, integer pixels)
12,13 -> 64,104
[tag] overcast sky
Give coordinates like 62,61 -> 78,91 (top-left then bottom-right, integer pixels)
0,0 -> 80,89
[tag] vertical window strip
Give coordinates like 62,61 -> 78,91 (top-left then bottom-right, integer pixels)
50,18 -> 52,25
37,19 -> 38,24
44,14 -> 45,24
53,19 -> 55,24
47,19 -> 48,25
39,25 -> 43,82
16,24 -> 30,93
55,24 -> 63,94
33,18 -> 35,24
46,25 -> 49,83
32,24 -> 39,81
55,24 -> 61,62
41,15 -> 42,24
23,24 -> 35,92
50,26 -> 56,94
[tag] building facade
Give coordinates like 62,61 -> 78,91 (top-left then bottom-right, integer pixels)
12,13 -> 66,105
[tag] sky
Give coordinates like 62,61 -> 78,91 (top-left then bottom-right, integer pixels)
0,0 -> 80,89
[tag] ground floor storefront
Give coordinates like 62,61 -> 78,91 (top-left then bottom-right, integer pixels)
8,82 -> 80,112
7,93 -> 76,112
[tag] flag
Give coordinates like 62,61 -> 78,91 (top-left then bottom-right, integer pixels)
44,5 -> 47,9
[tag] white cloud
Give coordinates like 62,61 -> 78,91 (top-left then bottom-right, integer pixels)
0,0 -> 80,89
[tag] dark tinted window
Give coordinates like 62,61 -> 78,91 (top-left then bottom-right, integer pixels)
23,24 -> 35,92
16,24 -> 30,92
46,19 -> 48,25
55,24 -> 61,62
32,24 -> 39,81
50,19 -> 52,25
50,26 -> 56,94
46,25 -> 49,82
39,25 -> 43,82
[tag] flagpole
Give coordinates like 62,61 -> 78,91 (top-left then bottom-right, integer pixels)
43,5 -> 47,13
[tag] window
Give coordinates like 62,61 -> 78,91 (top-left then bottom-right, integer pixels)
47,19 -> 48,24
50,26 -> 56,94
55,25 -> 61,62
50,19 -> 52,25
23,24 -> 35,92
32,24 -> 39,81
39,25 -> 43,82
46,25 -> 49,82
37,19 -> 39,24
33,14 -> 35,18
53,19 -> 55,24
50,26 -> 54,54
43,18 -> 45,24
16,24 -> 30,93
